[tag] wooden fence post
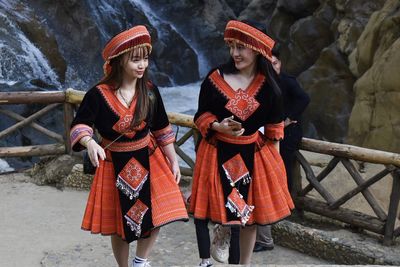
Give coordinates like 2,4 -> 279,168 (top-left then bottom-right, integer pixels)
63,103 -> 74,154
383,168 -> 400,245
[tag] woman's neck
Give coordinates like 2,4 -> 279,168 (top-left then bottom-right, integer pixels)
238,64 -> 257,79
120,77 -> 137,93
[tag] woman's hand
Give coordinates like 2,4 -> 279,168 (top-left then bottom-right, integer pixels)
86,139 -> 106,167
212,116 -> 245,136
161,143 -> 181,184
171,160 -> 181,184
284,117 -> 297,127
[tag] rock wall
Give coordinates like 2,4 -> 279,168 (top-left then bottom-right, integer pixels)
1,0 -> 399,151
347,0 -> 400,152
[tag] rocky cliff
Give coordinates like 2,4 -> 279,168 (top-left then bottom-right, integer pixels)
0,0 -> 399,151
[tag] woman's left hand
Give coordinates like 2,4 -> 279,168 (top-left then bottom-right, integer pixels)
171,160 -> 181,184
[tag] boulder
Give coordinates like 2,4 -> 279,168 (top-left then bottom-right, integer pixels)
238,0 -> 276,25
64,164 -> 94,190
347,38 -> 400,152
285,16 -> 334,75
298,44 -> 355,142
348,0 -> 400,78
30,154 -> 81,188
276,0 -> 320,19
334,0 -> 385,56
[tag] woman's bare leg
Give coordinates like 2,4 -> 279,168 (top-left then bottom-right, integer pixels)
239,225 -> 257,265
111,235 -> 130,267
136,228 -> 160,259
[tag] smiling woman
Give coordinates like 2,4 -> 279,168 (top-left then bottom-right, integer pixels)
69,25 -> 188,267
189,20 -> 294,266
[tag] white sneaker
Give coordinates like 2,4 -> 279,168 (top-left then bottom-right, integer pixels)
210,224 -> 230,263
199,259 -> 213,267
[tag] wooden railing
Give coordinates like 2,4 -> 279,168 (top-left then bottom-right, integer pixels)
0,89 -> 399,245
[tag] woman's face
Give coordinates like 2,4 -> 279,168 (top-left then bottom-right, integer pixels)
228,41 -> 258,72
121,47 -> 149,79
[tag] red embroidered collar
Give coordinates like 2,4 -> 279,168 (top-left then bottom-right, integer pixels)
208,70 -> 265,121
96,84 -> 137,117
96,84 -> 145,138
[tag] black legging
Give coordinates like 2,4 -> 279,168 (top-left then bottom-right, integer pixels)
194,218 -> 240,264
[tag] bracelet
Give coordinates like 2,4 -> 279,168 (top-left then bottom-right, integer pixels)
81,137 -> 94,147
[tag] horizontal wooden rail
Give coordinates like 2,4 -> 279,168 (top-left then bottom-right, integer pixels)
0,91 -> 65,104
0,144 -> 65,157
295,196 -> 385,234
301,138 -> 400,167
65,88 -> 85,105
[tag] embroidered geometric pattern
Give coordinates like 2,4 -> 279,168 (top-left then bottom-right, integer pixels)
116,157 -> 149,200
208,70 -> 265,122
222,153 -> 251,186
102,25 -> 152,75
152,124 -> 175,146
124,199 -> 149,237
70,124 -> 93,148
224,20 -> 275,61
225,89 -> 260,121
112,115 -> 146,138
225,188 -> 254,225
101,134 -> 150,152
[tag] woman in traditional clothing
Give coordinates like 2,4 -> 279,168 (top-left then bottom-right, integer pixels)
70,25 -> 189,267
189,20 -> 294,266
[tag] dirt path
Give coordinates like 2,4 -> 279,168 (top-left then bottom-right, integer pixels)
0,172 -> 330,266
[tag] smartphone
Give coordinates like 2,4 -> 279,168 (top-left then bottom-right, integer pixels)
228,118 -> 242,130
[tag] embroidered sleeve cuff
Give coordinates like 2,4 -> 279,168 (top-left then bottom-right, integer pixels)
70,124 -> 94,151
264,122 -> 284,141
194,112 -> 218,139
152,124 -> 175,147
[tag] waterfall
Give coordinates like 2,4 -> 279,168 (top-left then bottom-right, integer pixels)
86,0 -> 124,43
132,0 -> 209,78
0,9 -> 60,88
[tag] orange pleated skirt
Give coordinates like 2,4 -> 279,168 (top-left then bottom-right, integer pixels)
189,137 -> 294,225
81,147 -> 189,239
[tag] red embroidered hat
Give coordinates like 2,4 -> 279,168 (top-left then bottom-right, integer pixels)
102,25 -> 152,75
224,20 -> 275,61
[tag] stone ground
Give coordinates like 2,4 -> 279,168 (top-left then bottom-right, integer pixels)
0,172 -> 398,267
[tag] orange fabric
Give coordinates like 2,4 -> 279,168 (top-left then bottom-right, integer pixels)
81,151 -> 125,238
102,25 -> 152,75
81,147 -> 188,239
194,112 -> 218,138
224,20 -> 275,61
189,138 -> 294,225
264,121 -> 284,140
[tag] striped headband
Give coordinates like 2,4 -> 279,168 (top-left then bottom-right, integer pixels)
224,20 -> 275,61
102,25 -> 152,75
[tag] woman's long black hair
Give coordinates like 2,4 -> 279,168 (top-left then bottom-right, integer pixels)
221,20 -> 282,98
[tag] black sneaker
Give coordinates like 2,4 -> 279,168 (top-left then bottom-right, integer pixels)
253,242 -> 274,252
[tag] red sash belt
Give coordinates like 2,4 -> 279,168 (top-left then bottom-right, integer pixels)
101,134 -> 150,152
215,131 -> 259,145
